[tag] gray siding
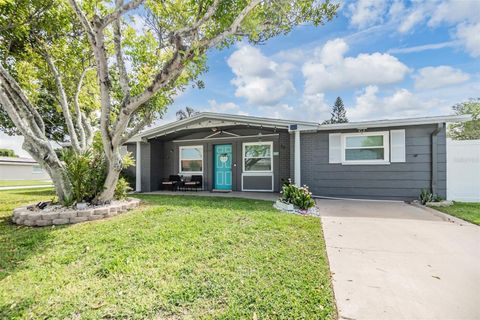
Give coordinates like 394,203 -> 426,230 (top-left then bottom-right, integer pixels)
299,124 -> 446,201
130,126 -> 291,192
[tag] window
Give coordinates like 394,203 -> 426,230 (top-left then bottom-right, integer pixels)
342,132 -> 389,164
243,142 -> 273,172
32,165 -> 44,173
179,146 -> 203,173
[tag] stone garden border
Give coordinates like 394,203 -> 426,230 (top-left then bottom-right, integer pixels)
273,199 -> 320,217
11,198 -> 141,227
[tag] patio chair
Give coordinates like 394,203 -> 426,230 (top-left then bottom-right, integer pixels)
161,175 -> 182,191
183,175 -> 202,191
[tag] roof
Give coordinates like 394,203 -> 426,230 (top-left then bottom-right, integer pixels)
317,114 -> 472,130
129,112 -> 472,142
0,156 -> 37,164
132,112 -> 319,141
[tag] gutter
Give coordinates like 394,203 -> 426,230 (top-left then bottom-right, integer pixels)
431,123 -> 443,195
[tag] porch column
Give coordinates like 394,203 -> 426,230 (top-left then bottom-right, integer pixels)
294,129 -> 301,186
136,141 -> 142,192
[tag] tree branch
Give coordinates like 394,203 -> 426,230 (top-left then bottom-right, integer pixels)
67,0 -> 96,44
101,0 -> 145,29
175,0 -> 221,37
43,50 -> 82,152
119,113 -> 153,145
0,64 -> 45,135
113,0 -> 130,98
73,66 -> 93,150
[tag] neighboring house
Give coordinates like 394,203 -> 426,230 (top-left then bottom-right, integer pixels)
126,112 -> 470,201
0,157 -> 50,180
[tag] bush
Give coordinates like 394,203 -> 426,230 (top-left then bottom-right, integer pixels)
115,177 -> 132,200
61,133 -> 134,205
281,180 -> 315,210
419,189 -> 443,205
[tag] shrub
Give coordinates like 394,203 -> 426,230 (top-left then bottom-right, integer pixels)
115,177 -> 132,200
419,189 -> 443,205
61,133 -> 134,205
281,178 -> 296,204
281,181 -> 315,210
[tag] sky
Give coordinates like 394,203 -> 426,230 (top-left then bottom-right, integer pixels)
1,0 -> 479,157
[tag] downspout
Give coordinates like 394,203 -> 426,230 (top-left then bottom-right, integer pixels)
431,123 -> 443,195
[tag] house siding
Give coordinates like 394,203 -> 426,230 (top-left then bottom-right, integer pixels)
129,127 -> 291,192
299,124 -> 446,200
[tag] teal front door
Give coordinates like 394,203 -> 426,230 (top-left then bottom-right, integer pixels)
214,144 -> 232,190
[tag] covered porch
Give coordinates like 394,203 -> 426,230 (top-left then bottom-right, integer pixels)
126,113 -> 317,194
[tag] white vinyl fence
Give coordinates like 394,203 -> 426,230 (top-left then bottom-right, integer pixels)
447,139 -> 480,202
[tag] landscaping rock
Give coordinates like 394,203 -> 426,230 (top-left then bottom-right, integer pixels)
88,215 -> 103,221
12,198 -> 140,227
36,220 -> 52,227
52,218 -> 70,225
42,212 -> 60,220
58,211 -> 77,219
77,209 -> 94,218
70,216 -> 88,224
94,208 -> 109,216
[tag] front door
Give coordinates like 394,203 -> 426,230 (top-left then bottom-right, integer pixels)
214,144 -> 232,190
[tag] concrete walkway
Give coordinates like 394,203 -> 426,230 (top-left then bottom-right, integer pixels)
0,184 -> 53,191
319,199 -> 480,320
143,190 -> 279,201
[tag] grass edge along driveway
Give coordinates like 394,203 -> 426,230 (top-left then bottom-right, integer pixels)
430,202 -> 480,225
0,188 -> 335,319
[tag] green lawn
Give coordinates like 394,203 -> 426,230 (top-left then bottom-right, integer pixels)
431,202 -> 480,225
0,180 -> 52,187
0,188 -> 335,319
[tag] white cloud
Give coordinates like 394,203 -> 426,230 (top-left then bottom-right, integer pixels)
427,0 -> 480,57
398,7 -> 425,33
206,100 -> 248,115
388,41 -> 459,54
227,45 -> 295,106
456,23 -> 480,57
413,66 -> 470,90
428,0 -> 480,26
347,0 -> 387,29
302,38 -> 409,94
347,85 -> 445,121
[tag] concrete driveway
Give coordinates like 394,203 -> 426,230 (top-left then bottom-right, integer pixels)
319,199 -> 480,320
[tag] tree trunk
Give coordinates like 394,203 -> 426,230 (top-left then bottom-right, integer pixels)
22,138 -> 73,203
94,146 -> 122,203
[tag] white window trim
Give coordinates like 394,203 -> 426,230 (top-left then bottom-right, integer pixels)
341,131 -> 390,165
242,141 -> 273,173
179,145 -> 204,174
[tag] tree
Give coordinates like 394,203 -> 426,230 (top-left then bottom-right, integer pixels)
323,97 -> 348,124
176,107 -> 199,120
0,148 -> 17,157
448,98 -> 480,140
0,0 -> 338,204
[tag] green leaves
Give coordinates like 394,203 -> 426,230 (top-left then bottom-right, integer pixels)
449,98 -> 480,140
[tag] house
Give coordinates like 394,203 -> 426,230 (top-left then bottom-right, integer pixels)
125,112 -> 470,201
0,156 -> 50,181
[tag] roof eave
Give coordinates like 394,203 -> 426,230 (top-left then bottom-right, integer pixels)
315,114 -> 472,131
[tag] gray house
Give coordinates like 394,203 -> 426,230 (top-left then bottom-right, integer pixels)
126,112 -> 469,200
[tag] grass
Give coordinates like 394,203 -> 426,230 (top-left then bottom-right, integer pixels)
0,188 -> 335,319
430,202 -> 480,225
0,180 -> 52,187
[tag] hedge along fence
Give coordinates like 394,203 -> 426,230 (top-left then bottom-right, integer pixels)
11,198 -> 141,227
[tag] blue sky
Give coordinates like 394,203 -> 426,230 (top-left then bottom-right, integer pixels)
1,0 -> 479,157
162,0 -> 480,124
